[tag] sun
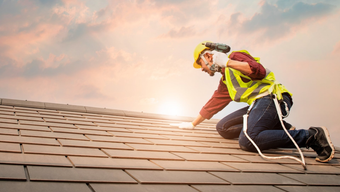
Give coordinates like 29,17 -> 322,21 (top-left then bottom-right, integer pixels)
159,101 -> 181,116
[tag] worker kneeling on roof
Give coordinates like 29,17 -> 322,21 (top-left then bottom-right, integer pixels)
177,41 -> 334,163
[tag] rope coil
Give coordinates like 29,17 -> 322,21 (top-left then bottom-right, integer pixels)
243,94 -> 306,170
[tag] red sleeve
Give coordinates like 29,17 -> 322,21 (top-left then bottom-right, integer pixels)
229,51 -> 266,80
199,75 -> 232,120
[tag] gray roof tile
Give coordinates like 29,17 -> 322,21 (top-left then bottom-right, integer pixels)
151,160 -> 239,171
172,152 -> 247,162
2,98 -> 45,109
0,181 -> 92,192
223,162 -> 302,173
192,185 -> 284,192
19,120 -> 77,128
27,166 -> 137,183
128,143 -> 197,153
44,103 -> 87,113
0,98 -> 339,191
102,149 -> 184,160
22,144 -> 108,157
283,164 -> 340,174
0,152 -> 72,167
90,184 -> 199,192
69,156 -> 162,170
20,130 -> 89,140
0,164 -> 26,180
0,135 -> 60,146
0,123 -> 51,132
58,138 -> 133,150
282,174 -> 340,185
209,172 -> 304,185
277,186 -> 340,192
50,127 -> 112,136
126,170 -> 228,184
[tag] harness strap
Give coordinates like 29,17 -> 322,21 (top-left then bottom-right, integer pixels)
242,94 -> 306,170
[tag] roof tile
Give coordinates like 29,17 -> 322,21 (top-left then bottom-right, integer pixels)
20,130 -> 89,141
283,164 -> 340,174
126,170 -> 228,184
0,142 -> 21,153
222,162 -> 302,173
69,156 -> 162,170
151,160 -> 239,171
2,98 -> 45,109
209,172 -> 304,185
192,185 -> 284,192
0,152 -> 72,167
22,144 -> 108,157
0,128 -> 19,136
27,166 -> 137,183
58,139 -> 132,150
44,103 -> 86,113
50,126 -> 111,136
282,173 -> 340,185
0,123 -> 51,132
172,152 -> 247,162
0,98 -> 338,191
90,184 -> 199,192
277,186 -> 340,192
103,149 -> 184,160
0,164 -> 26,180
0,135 -> 60,146
0,181 -> 92,192
127,143 -> 196,153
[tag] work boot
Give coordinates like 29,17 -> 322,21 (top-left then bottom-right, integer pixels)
306,127 -> 335,162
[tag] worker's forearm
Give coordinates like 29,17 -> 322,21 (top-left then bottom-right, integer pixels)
227,59 -> 252,75
192,114 -> 206,126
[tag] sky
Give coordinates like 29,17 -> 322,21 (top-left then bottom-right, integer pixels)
1,0 -> 340,146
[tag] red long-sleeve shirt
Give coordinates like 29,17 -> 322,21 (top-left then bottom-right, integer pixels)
199,51 -> 267,119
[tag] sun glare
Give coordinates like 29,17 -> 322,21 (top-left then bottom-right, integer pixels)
159,101 -> 181,116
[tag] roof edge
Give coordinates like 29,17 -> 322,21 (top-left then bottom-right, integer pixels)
0,98 -> 220,123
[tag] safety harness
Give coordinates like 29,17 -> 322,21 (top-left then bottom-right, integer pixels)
223,50 -> 306,169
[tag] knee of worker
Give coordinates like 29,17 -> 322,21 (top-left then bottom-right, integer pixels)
238,132 -> 256,152
216,123 -> 241,139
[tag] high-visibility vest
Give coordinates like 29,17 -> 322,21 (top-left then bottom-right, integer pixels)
222,50 -> 292,105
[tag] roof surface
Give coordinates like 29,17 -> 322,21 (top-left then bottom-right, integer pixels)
0,98 -> 339,192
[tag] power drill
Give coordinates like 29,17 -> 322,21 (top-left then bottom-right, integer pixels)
202,42 -> 231,54
202,42 -> 231,72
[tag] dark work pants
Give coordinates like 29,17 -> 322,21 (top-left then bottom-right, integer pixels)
216,95 -> 309,151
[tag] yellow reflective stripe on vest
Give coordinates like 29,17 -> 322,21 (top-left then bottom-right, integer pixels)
225,68 -> 274,104
224,50 -> 292,105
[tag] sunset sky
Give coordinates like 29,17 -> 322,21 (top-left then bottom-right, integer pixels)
1,0 -> 340,146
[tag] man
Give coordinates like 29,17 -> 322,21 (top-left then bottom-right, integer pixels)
178,41 -> 335,163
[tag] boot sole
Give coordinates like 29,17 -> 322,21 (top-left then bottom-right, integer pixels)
315,126 -> 335,163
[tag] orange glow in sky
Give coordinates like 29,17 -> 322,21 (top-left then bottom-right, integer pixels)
0,0 -> 340,146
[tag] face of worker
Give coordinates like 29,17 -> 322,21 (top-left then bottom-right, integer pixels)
198,53 -> 215,76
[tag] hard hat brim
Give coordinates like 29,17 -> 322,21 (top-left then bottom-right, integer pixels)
193,61 -> 201,69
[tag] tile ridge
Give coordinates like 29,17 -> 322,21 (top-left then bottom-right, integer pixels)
0,98 -> 220,124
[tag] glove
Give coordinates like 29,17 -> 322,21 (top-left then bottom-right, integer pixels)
212,50 -> 229,68
170,122 -> 195,129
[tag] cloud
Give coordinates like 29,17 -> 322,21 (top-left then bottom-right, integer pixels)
224,1 -> 336,43
140,97 -> 159,105
332,41 -> 340,55
159,26 -> 196,39
37,0 -> 64,7
75,84 -> 109,100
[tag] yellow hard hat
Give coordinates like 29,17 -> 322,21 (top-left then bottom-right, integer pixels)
193,41 -> 211,69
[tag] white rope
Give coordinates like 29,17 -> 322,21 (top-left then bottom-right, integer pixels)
243,94 -> 306,170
